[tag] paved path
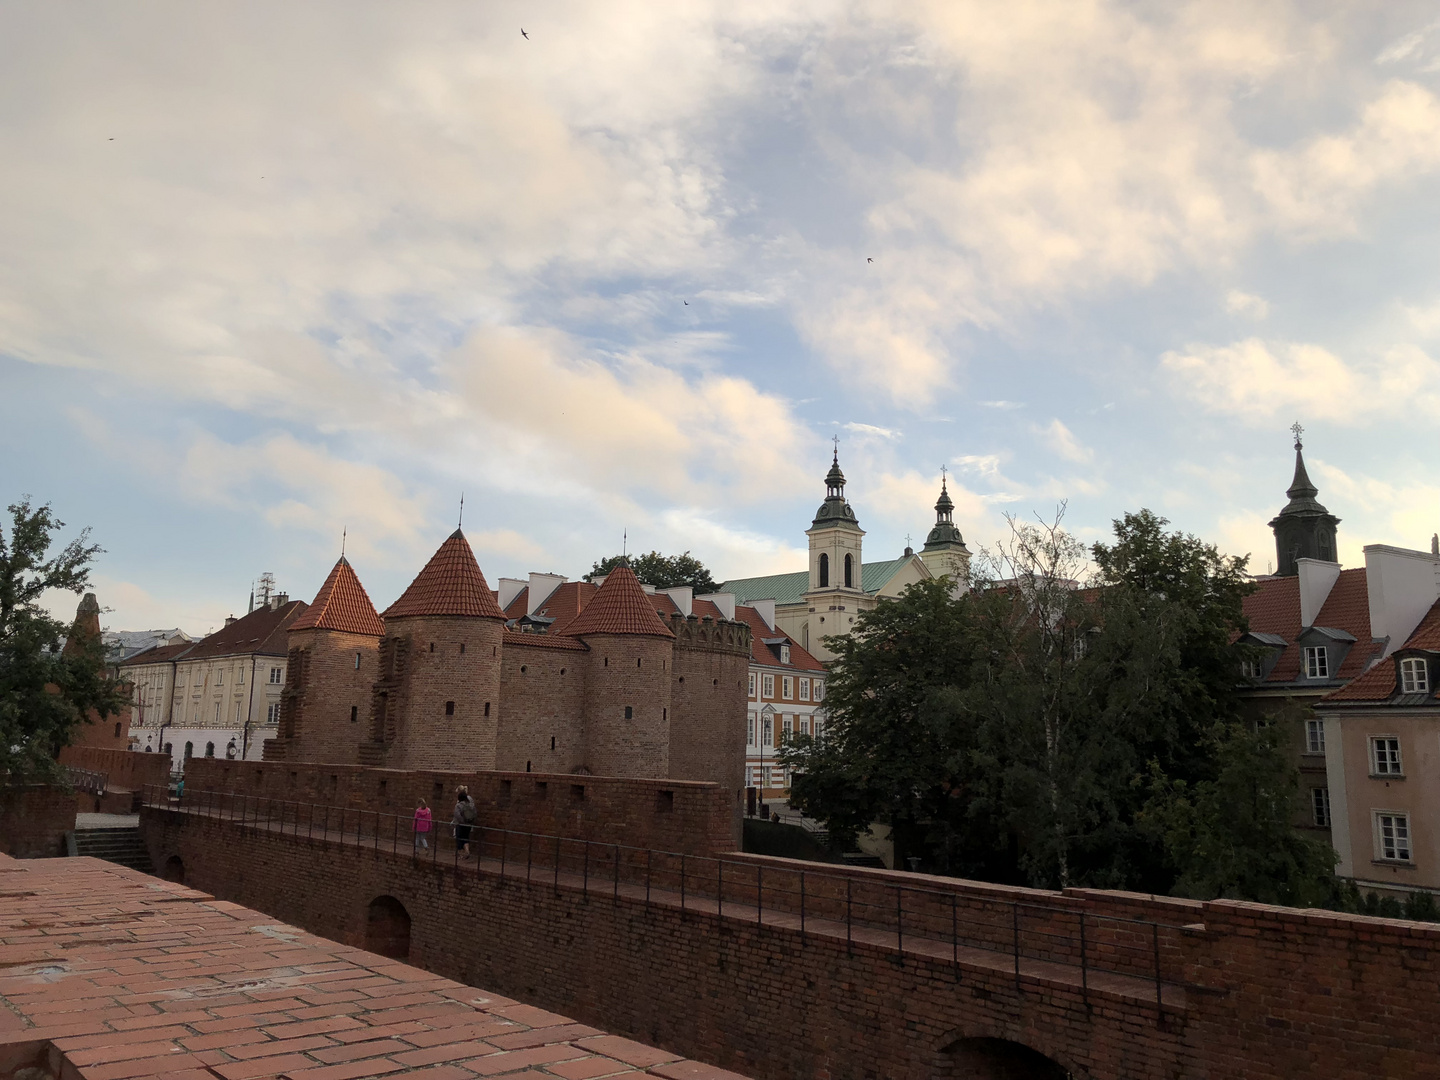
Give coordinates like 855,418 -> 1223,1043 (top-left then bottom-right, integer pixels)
0,852 -> 751,1080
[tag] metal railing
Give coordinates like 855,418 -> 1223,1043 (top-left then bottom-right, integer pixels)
142,785 -> 1184,1021
65,766 -> 108,797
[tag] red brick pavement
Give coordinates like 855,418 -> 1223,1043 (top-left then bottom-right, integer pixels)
0,853 -> 750,1080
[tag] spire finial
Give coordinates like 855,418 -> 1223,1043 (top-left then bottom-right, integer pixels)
622,528 -> 627,560
832,433 -> 839,463
458,492 -> 464,529
341,527 -> 346,557
941,464 -> 948,492
1290,421 -> 1304,450
905,533 -> 912,548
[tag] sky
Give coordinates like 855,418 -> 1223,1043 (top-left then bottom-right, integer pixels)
5,1 -> 1440,636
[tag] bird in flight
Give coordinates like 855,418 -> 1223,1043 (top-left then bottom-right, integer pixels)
521,28 -> 529,38
684,300 -> 689,305
866,257 -> 873,263
108,137 -> 114,141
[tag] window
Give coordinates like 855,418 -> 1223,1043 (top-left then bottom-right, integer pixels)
1304,646 -> 1329,679
813,719 -> 822,740
354,652 -> 361,670
748,672 -> 757,698
747,713 -> 756,746
780,645 -> 791,665
213,702 -> 221,723
813,681 -> 824,702
762,673 -> 775,698
267,703 -> 281,724
1072,635 -> 1088,662
1401,657 -> 1429,694
800,716 -> 810,736
1377,812 -> 1412,862
844,553 -> 853,588
1240,658 -> 1261,680
624,705 -> 633,719
799,678 -> 810,701
819,552 -> 829,587
445,701 -> 455,716
762,716 -> 773,747
782,716 -> 793,743
1305,720 -> 1325,755
350,705 -> 358,723
269,667 -> 283,684
782,676 -> 793,700
183,741 -> 193,759
1311,788 -> 1331,827
1371,736 -> 1402,777
205,741 -> 215,758
216,669 -> 223,686
237,666 -> 244,684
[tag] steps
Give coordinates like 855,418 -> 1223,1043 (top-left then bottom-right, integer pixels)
71,827 -> 154,874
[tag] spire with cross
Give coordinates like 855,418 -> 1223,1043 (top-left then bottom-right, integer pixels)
1291,421 -> 1304,450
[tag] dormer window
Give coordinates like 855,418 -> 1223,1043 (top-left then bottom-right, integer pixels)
1400,657 -> 1429,694
1240,658 -> 1261,680
1303,646 -> 1329,679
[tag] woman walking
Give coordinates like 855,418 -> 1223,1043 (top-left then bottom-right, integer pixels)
412,797 -> 432,853
452,786 -> 477,859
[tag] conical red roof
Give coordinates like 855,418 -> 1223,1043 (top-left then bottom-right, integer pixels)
382,530 -> 506,620
291,557 -> 385,636
563,565 -> 674,639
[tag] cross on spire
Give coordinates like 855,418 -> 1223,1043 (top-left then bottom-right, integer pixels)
1290,421 -> 1304,449
832,433 -> 840,461
904,533 -> 913,548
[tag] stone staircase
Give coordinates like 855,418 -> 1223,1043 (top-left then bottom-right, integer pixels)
70,827 -> 154,874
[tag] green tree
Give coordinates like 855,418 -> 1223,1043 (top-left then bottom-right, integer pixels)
0,499 -> 125,791
585,550 -> 718,593
784,507 -> 1337,904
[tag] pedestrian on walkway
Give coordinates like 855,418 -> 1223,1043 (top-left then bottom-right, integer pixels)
452,786 -> 477,859
413,797 -> 432,852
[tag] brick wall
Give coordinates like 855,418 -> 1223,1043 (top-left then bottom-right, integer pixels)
667,618 -> 749,793
0,786 -> 76,858
580,634 -> 673,778
178,758 -> 735,855
58,745 -> 170,793
267,627 -> 379,764
496,636 -> 587,773
65,700 -> 132,751
372,614 -> 506,770
144,804 -> 1440,1080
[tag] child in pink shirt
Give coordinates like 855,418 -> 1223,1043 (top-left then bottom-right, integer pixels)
413,798 -> 432,851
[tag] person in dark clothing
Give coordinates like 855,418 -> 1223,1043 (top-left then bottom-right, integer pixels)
452,786 -> 477,858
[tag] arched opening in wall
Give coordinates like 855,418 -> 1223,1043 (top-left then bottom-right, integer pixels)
205,742 -> 215,758
818,552 -> 829,587
935,1037 -> 1070,1080
162,856 -> 185,884
843,553 -> 853,588
365,896 -> 411,960
183,741 -> 193,760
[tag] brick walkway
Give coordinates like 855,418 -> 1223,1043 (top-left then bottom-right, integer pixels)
0,853 -> 751,1080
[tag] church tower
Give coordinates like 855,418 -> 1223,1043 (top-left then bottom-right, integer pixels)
1269,425 -> 1339,576
919,472 -> 971,585
800,448 -> 869,659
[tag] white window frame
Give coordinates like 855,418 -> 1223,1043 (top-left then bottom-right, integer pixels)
1400,657 -> 1429,694
762,716 -> 773,748
748,672 -> 757,699
1311,787 -> 1331,827
1370,736 -> 1403,777
780,645 -> 791,665
267,702 -> 281,724
269,666 -> 283,684
1305,719 -> 1325,755
782,676 -> 793,701
800,715 -> 811,736
1240,658 -> 1261,680
1376,811 -> 1412,863
747,713 -> 756,746
213,702 -> 221,723
813,681 -> 824,702
762,673 -> 775,699
217,668 -> 223,687
782,715 -> 793,743
799,677 -> 810,701
1304,646 -> 1329,679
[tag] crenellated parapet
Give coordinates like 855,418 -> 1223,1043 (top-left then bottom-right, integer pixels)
668,613 -> 751,656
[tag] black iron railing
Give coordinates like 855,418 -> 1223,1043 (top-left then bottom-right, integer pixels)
141,785 -> 1184,1020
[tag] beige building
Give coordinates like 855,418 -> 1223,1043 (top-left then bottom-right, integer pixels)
121,597 -> 306,770
722,454 -> 969,662
1318,596 -> 1440,898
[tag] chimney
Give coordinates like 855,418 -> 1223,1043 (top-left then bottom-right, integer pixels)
698,592 -> 737,621
224,615 -> 237,627
497,577 -> 527,611
527,573 -> 566,615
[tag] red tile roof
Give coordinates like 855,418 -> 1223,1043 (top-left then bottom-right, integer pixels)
732,605 -> 827,671
561,565 -> 674,638
290,557 -> 385,636
529,581 -> 600,636
503,630 -> 589,651
383,530 -> 506,620
1242,576 -> 1302,682
1315,568 -> 1381,679
1325,597 -> 1440,703
179,601 -> 308,660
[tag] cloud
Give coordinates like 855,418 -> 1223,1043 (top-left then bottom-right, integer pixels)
1161,338 -> 1440,423
979,400 -> 1024,410
1035,419 -> 1093,464
843,421 -> 900,440
1226,289 -> 1270,320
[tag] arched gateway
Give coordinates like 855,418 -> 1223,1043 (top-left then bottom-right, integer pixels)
935,1036 -> 1073,1079
365,895 -> 411,960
